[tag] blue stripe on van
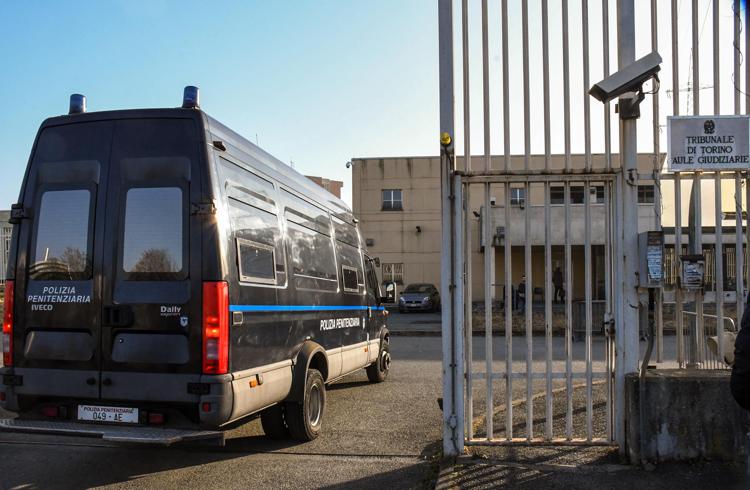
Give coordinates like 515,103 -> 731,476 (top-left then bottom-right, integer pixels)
228,304 -> 386,313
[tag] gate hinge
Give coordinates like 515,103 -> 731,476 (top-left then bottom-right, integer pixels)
448,414 -> 457,429
191,201 -> 217,216
8,203 -> 29,224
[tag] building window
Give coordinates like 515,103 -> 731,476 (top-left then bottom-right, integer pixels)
638,185 -> 655,204
382,189 -> 403,211
510,187 -> 525,206
550,186 -> 585,204
382,262 -> 404,284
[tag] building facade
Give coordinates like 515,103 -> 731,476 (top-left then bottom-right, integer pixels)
352,154 -> 746,303
306,175 -> 344,199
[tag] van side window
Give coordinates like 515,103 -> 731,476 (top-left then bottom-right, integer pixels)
229,199 -> 286,286
281,190 -> 338,292
341,265 -> 359,293
364,258 -> 380,303
237,238 -> 276,284
122,187 -> 184,277
220,157 -> 276,214
286,221 -> 338,292
30,189 -> 92,280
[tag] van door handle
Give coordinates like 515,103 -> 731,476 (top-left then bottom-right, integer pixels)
103,306 -> 134,327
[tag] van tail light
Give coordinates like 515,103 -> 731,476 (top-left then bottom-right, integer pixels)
202,282 -> 228,374
2,280 -> 13,367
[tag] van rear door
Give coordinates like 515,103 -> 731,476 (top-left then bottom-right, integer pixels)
98,118 -> 203,401
14,121 -> 113,398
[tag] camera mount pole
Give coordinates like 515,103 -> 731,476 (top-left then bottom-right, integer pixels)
615,0 -> 640,454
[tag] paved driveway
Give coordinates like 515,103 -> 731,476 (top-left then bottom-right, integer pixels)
0,338 -> 444,490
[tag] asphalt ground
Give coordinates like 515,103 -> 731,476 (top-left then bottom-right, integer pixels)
0,312 -> 745,489
0,337 -> 445,490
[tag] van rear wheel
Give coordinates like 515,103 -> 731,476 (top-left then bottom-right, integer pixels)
285,369 -> 325,441
366,341 -> 391,383
260,404 -> 289,440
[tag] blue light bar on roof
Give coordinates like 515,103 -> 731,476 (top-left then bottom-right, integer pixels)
69,94 -> 86,114
182,86 -> 200,109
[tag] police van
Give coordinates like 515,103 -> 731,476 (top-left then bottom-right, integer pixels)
0,87 -> 390,444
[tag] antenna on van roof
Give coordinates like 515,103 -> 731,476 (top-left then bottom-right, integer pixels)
69,94 -> 86,114
182,86 -> 200,109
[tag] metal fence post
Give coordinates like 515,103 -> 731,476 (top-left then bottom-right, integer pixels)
615,0 -> 640,452
438,0 -> 463,457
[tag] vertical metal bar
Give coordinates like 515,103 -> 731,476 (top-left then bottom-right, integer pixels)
675,174 -> 685,366
713,0 -> 725,363
671,0 -> 684,367
524,181 -> 533,440
692,0 -> 699,115
460,0 -> 473,441
504,183 -> 513,441
584,181 -> 593,441
735,0 -> 744,322
736,0 -> 742,115
501,0 -> 513,441
481,0 -> 492,442
616,0 -> 640,450
565,182 -> 573,439
605,181 -> 613,440
521,0 -> 533,441
693,173 -> 705,366
438,0 -> 459,456
581,0 -> 593,441
563,0 -> 571,171
582,0 -> 592,172
691,0 -> 704,367
542,0 -> 553,441
453,173 -> 466,443
651,0 -> 663,364
603,0 -> 613,441
737,173 -> 744,321
502,0 -> 511,173
602,0 -> 612,171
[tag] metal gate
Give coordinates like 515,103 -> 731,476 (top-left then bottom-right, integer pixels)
439,0 -> 750,456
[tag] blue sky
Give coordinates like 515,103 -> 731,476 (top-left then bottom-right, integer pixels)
0,1 -> 743,212
0,1 -> 439,207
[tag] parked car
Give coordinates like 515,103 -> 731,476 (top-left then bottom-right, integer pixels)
398,283 -> 440,313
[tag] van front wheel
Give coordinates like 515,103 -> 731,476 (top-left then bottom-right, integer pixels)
260,404 -> 289,440
285,369 -> 325,441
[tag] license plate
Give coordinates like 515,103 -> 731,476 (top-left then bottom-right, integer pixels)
77,405 -> 139,424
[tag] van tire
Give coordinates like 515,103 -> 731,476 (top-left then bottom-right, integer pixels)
285,369 -> 325,441
366,341 -> 390,383
260,404 -> 289,440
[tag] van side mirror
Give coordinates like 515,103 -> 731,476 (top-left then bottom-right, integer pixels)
373,257 -> 381,267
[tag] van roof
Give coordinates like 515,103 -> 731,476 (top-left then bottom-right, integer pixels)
38,108 -> 352,217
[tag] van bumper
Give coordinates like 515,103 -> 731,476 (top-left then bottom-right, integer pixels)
0,367 -> 235,428
0,418 -> 225,446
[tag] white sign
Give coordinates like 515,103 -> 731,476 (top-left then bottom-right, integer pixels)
667,115 -> 750,171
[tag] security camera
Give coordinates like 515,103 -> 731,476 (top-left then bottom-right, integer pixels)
345,161 -> 352,168
589,52 -> 661,103
589,52 -> 661,118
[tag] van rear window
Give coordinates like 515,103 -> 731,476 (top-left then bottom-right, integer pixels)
122,187 -> 183,277
30,189 -> 92,279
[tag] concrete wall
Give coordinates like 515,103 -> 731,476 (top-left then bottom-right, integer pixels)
625,370 -> 750,463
